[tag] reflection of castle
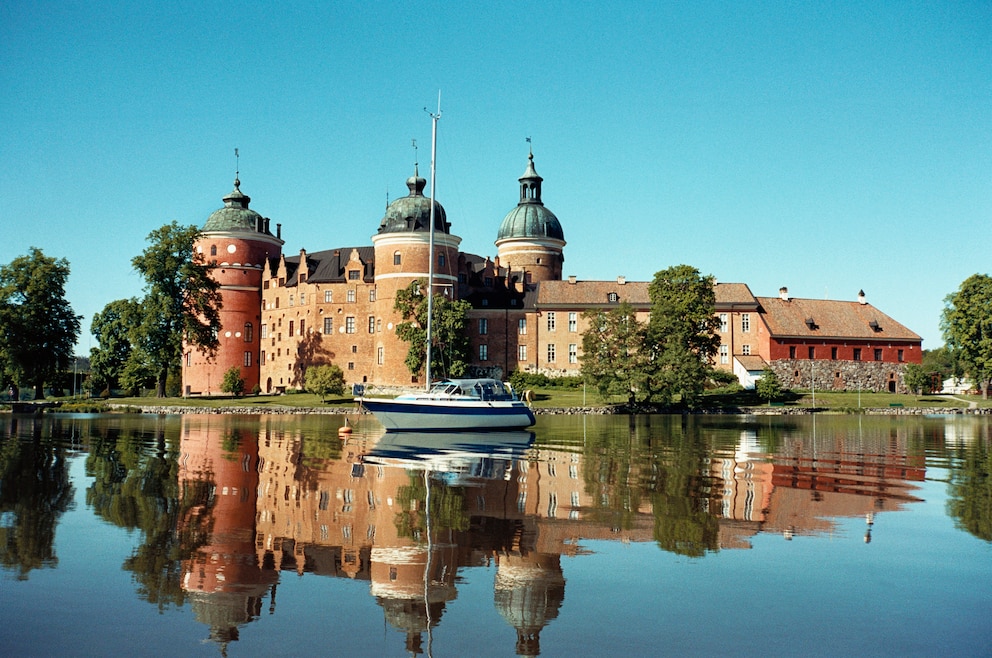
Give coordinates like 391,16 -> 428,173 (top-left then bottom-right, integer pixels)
176,416 -> 927,654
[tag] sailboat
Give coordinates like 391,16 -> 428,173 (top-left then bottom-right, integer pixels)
357,99 -> 536,432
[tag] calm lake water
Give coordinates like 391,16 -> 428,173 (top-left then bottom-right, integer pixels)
1,412 -> 989,657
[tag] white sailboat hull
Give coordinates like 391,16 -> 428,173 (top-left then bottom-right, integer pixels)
359,396 -> 535,431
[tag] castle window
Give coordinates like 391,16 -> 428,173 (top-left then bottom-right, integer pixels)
210,245 -> 217,256
393,251 -> 402,265
244,352 -> 252,367
185,352 -> 190,367
479,318 -> 488,335
345,317 -> 355,334
377,347 -> 384,365
347,289 -> 356,303
323,318 -> 333,334
289,321 -> 294,337
244,323 -> 253,342
324,290 -> 333,303
438,253 -> 446,267
720,313 -> 728,332
348,269 -> 360,280
458,273 -> 467,284
289,295 -> 294,307
300,319 -> 305,334
831,347 -> 838,360
485,277 -> 493,287
874,348 -> 883,361
742,345 -> 751,356
300,293 -> 306,305
519,345 -> 527,361
481,298 -> 488,307
568,344 -> 577,364
789,346 -> 796,359
352,345 -> 357,353
568,313 -> 577,332
260,351 -> 266,365
348,362 -> 355,370
898,349 -> 904,362
369,288 -> 376,302
808,346 -> 815,359
607,292 -> 619,303
260,324 -> 268,339
368,316 -> 375,333
720,345 -> 728,364
547,344 -> 556,363
742,314 -> 751,333
853,348 -> 862,361
377,319 -> 382,332
479,344 -> 489,361
518,318 -> 527,335
546,312 -> 556,332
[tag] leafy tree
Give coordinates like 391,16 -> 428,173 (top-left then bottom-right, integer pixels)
304,363 -> 345,401
220,366 -> 245,396
580,302 -> 650,404
89,298 -> 142,394
645,265 -> 722,408
902,363 -> 930,395
131,222 -> 222,397
755,368 -> 785,403
394,279 -> 472,381
941,274 -> 992,399
947,440 -> 992,542
0,248 -> 82,399
922,346 -> 960,382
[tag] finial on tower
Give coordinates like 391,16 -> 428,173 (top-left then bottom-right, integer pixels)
526,136 -> 532,156
234,147 -> 240,189
412,138 -> 419,176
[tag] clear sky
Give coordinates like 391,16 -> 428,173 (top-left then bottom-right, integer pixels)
2,1 -> 989,353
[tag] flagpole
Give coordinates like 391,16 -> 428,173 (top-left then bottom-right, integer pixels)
425,92 -> 441,389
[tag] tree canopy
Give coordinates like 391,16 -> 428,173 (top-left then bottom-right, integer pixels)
394,279 -> 472,381
131,222 -> 222,397
645,265 -> 722,407
89,298 -> 142,394
580,302 -> 650,404
0,248 -> 82,399
304,364 -> 345,401
941,273 -> 992,398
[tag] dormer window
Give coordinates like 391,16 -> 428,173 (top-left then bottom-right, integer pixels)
869,319 -> 881,332
607,292 -> 619,303
805,317 -> 817,330
348,269 -> 360,280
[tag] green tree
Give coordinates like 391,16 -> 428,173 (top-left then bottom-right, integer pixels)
645,265 -> 722,408
220,366 -> 245,396
131,222 -> 222,397
902,363 -> 929,395
580,302 -> 650,404
0,248 -> 82,399
394,279 -> 472,381
941,274 -> 992,399
755,368 -> 784,403
89,298 -> 142,394
304,363 -> 345,401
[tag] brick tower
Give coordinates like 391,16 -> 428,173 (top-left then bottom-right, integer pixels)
182,175 -> 283,395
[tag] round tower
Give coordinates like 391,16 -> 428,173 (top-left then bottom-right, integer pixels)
182,176 -> 283,396
495,151 -> 565,284
371,165 -> 460,384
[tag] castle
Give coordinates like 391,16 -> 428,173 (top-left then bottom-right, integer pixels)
182,151 -> 922,397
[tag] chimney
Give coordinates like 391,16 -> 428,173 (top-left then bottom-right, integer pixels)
568,275 -> 577,284
617,276 -> 626,285
858,289 -> 867,305
779,286 -> 790,301
277,223 -> 282,240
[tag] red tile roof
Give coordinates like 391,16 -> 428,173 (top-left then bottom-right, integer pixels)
756,297 -> 921,341
535,280 -> 755,308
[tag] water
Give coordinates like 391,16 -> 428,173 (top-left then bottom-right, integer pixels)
1,412 -> 990,656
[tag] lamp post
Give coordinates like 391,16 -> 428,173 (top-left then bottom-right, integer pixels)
73,356 -> 78,399
810,360 -> 815,410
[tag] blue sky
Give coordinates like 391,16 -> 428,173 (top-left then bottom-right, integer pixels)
2,1 -> 989,352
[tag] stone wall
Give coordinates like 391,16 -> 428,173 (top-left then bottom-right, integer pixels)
770,359 -> 908,393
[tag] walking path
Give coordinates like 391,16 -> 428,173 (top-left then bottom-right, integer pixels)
942,395 -> 978,409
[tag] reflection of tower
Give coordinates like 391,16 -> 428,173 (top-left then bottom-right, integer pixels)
369,469 -> 460,655
494,552 -> 566,657
178,416 -> 277,653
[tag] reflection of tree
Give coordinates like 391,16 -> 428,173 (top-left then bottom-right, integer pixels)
85,421 -> 211,609
947,438 -> 992,542
0,431 -> 74,579
646,418 -> 721,557
394,474 -> 470,539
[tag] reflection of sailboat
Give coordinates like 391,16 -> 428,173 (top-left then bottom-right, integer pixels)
364,430 -> 535,471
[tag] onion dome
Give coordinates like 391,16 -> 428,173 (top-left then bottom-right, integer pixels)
377,166 -> 449,234
203,177 -> 265,232
496,152 -> 564,242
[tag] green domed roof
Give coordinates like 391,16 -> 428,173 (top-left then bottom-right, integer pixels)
377,167 -> 449,235
203,178 -> 265,232
496,153 -> 564,242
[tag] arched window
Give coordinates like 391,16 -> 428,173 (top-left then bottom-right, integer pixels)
244,323 -> 253,342
210,245 -> 217,256
394,251 -> 402,265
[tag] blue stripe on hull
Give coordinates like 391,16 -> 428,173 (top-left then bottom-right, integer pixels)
360,399 -> 535,431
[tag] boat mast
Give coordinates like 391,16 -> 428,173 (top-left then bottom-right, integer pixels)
424,92 -> 441,390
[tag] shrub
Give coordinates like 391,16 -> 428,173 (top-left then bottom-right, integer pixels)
221,366 -> 245,396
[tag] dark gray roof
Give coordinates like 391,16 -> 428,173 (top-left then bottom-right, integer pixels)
496,152 -> 564,242
203,178 -> 273,235
282,247 -> 376,285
